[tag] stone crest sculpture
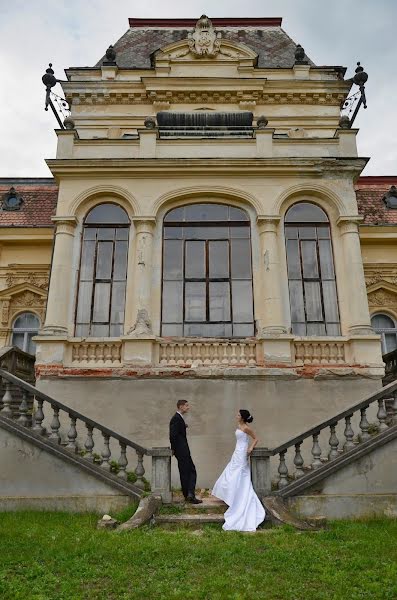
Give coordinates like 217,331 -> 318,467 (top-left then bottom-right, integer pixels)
188,15 -> 221,57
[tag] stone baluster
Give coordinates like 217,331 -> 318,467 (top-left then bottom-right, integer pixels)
311,433 -> 322,469
32,398 -> 45,434
391,392 -> 397,426
1,381 -> 13,417
204,343 -> 211,365
293,443 -> 305,478
101,434 -> 111,471
221,343 -> 229,365
159,344 -> 167,366
118,443 -> 128,480
41,216 -> 78,335
17,390 -> 29,427
277,451 -> 289,488
186,343 -> 194,367
195,343 -> 203,366
84,425 -> 95,460
212,343 -> 220,365
49,407 -> 61,443
377,399 -> 388,432
230,343 -> 238,365
239,343 -> 247,366
168,344 -> 176,366
134,452 -> 146,490
66,416 -> 78,452
248,343 -> 256,366
359,407 -> 370,442
176,343 -> 184,366
343,415 -> 355,450
328,423 -> 340,460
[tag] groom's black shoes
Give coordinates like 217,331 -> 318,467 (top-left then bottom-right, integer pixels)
186,496 -> 203,504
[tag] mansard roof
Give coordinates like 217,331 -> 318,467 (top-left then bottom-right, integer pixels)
356,177 -> 397,226
0,179 -> 57,228
94,17 -> 315,69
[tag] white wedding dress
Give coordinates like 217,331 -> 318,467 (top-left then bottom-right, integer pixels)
212,429 -> 266,532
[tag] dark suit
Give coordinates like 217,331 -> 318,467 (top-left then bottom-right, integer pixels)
169,412 -> 197,499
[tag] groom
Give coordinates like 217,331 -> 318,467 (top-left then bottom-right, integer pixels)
169,399 -> 202,504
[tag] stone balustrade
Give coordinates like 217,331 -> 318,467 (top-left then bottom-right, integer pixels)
70,340 -> 122,365
251,381 -> 397,496
293,339 -> 346,366
0,369 -> 172,503
158,339 -> 258,367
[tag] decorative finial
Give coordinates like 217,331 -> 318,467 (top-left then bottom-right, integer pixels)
353,62 -> 368,87
188,15 -> 221,57
42,63 -> 57,89
256,116 -> 268,129
294,44 -> 308,65
104,45 -> 117,65
339,115 -> 351,129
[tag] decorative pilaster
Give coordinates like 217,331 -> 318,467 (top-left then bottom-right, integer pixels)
41,216 -> 78,335
257,216 -> 287,336
337,216 -> 373,336
128,217 -> 156,337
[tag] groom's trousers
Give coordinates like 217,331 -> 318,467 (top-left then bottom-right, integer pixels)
176,454 -> 197,499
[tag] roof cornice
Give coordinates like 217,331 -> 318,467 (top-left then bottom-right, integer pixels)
128,18 -> 283,28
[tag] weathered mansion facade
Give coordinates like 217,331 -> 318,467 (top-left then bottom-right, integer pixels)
2,16 -> 397,486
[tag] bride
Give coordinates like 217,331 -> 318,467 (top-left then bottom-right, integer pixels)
212,409 -> 266,532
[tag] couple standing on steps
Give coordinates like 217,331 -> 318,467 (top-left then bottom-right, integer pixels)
169,399 -> 266,532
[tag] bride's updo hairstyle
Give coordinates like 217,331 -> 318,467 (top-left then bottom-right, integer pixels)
239,409 -> 253,423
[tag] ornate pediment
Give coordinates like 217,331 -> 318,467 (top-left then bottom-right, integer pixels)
156,15 -> 258,67
0,283 -> 47,327
367,283 -> 397,310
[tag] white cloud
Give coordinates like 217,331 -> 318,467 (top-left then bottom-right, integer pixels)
0,0 -> 396,176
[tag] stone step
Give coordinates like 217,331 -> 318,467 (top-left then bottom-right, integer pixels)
155,513 -> 225,526
170,500 -> 227,514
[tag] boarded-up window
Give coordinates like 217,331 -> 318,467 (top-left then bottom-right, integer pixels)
162,204 -> 254,338
285,202 -> 340,336
75,203 -> 129,337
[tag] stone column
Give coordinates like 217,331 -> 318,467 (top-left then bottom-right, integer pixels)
257,216 -> 287,335
337,217 -> 373,335
41,216 -> 78,335
128,217 -> 156,337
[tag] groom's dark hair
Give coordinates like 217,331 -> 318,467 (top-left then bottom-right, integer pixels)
177,399 -> 188,409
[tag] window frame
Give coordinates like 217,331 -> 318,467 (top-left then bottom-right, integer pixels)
74,203 -> 130,338
11,312 -> 40,354
285,202 -> 341,337
371,312 -> 397,355
161,204 -> 255,338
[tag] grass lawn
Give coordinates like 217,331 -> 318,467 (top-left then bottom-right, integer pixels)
0,512 -> 396,600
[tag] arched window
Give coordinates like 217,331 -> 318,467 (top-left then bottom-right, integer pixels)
371,313 -> 397,354
11,312 -> 40,354
162,203 -> 254,337
75,203 -> 130,337
285,202 -> 340,336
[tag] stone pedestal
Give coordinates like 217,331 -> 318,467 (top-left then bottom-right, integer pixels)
251,448 -> 272,496
150,447 -> 172,503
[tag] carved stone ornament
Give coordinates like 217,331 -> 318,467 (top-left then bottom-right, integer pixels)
368,289 -> 397,309
128,309 -> 153,337
188,15 -> 221,57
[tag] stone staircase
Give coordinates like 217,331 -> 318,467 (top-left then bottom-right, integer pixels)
1,358 -> 397,519
154,497 -> 226,528
0,368 -> 172,511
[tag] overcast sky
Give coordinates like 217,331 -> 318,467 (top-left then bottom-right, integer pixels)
0,0 -> 396,177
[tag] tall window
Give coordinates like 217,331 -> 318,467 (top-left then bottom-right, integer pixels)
11,312 -> 40,354
371,313 -> 397,355
162,203 -> 254,337
285,202 -> 340,336
75,203 -> 130,337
